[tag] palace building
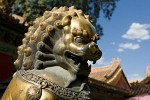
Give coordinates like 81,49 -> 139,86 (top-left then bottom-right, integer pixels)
89,59 -> 131,100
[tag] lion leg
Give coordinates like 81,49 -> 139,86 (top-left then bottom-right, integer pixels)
36,51 -> 55,60
37,41 -> 53,53
34,60 -> 57,69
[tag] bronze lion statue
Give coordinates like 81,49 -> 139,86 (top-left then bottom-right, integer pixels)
2,6 -> 102,100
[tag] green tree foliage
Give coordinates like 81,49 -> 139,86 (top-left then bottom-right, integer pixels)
4,0 -> 119,36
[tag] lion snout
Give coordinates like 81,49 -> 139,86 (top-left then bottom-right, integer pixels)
88,42 -> 102,57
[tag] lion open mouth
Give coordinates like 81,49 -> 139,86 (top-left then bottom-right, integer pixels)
64,51 -> 91,74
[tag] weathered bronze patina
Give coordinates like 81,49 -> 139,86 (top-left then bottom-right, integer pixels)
2,6 -> 102,100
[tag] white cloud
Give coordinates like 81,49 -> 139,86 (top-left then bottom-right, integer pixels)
89,57 -> 113,67
122,23 -> 150,41
119,43 -> 140,50
88,57 -> 105,67
127,74 -> 144,81
96,57 -> 117,66
97,57 -> 104,65
117,48 -> 124,52
111,42 -> 116,45
137,40 -> 142,42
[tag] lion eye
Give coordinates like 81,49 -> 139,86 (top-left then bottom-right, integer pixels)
75,37 -> 83,44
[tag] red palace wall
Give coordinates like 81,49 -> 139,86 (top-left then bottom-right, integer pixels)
116,76 -> 130,89
0,53 -> 15,82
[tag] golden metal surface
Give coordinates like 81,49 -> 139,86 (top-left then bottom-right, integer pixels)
2,72 -> 56,100
2,6 -> 102,100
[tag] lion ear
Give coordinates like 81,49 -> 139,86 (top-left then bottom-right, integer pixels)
62,15 -> 72,26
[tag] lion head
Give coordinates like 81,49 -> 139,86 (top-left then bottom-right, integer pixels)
14,6 -> 102,89
53,14 -> 102,76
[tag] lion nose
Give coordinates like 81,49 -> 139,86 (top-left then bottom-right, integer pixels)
89,42 -> 101,55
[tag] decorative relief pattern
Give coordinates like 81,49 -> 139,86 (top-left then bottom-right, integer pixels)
26,85 -> 42,100
18,70 -> 90,100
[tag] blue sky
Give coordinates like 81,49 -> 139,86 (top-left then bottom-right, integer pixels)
92,0 -> 150,81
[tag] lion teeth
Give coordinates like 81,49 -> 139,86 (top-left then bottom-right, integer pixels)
71,54 -> 75,58
88,65 -> 91,68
